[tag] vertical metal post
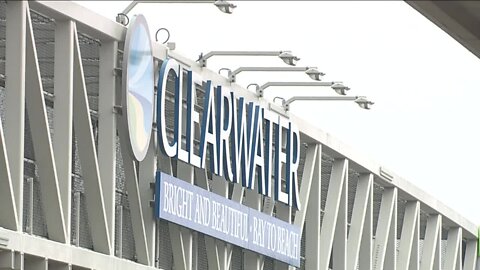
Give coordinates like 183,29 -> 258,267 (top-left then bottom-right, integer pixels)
116,205 -> 124,258
358,178 -> 373,270
138,132 -> 156,267
27,177 -> 34,235
444,227 -> 462,270
98,40 -> 118,256
155,220 -> 161,268
72,28 -> 111,254
383,189 -> 397,270
373,187 -> 397,270
333,165 -> 347,270
397,201 -> 420,270
192,232 -> 198,270
15,252 -> 23,270
347,174 -> 373,270
305,145 -> 321,270
74,191 -> 81,247
53,19 -> 75,245
5,0 -> 27,232
463,240 -> 477,270
319,159 -> 348,270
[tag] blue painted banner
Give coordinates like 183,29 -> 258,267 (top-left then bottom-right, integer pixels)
155,171 -> 301,267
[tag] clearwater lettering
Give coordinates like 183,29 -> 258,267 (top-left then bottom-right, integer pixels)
156,59 -> 302,209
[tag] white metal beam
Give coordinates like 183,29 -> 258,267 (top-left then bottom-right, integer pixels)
333,164 -> 348,270
397,201 -> 420,270
0,108 -> 18,231
292,144 -> 319,230
408,212 -> 419,270
25,8 -> 67,243
72,29 -> 111,254
347,174 -> 373,270
358,175 -> 373,270
319,158 -> 348,270
0,227 -> 157,270
420,215 -> 442,270
463,239 -> 477,270
29,1 -> 125,41
373,187 -> 397,270
117,135 -> 150,264
53,19 -> 75,245
384,188 -> 397,270
98,40 -> 118,255
304,145 -> 322,270
285,144 -> 319,270
4,0 -> 26,232
444,227 -> 462,270
138,133 -> 157,267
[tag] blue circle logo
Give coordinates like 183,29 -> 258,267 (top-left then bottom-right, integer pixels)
122,15 -> 154,161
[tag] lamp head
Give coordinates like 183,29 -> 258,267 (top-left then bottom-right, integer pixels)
279,51 -> 300,66
305,68 -> 325,81
355,96 -> 374,110
214,0 -> 236,14
331,82 -> 350,95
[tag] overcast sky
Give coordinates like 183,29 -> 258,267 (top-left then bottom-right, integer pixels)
75,1 -> 480,224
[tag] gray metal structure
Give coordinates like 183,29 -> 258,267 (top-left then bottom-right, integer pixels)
0,1 -> 477,270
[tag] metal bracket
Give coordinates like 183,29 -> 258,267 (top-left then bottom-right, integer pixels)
113,67 -> 122,77
113,105 -> 123,115
379,167 -> 394,182
268,103 -> 289,118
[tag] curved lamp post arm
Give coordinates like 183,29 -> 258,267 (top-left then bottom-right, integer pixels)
122,1 -> 213,14
229,66 -> 316,83
283,96 -> 373,111
256,82 -> 344,97
198,50 -> 299,67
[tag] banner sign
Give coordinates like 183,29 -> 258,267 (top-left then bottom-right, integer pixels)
155,172 -> 301,267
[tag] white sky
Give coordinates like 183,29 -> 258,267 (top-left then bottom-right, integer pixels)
75,1 -> 480,224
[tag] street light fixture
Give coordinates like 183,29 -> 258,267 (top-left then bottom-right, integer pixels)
118,0 -> 236,25
197,50 -> 300,67
222,66 -> 324,83
279,96 -> 374,111
305,68 -> 325,81
214,0 -> 237,14
247,81 -> 350,97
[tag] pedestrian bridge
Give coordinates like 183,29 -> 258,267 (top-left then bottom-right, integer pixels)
0,1 -> 477,269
